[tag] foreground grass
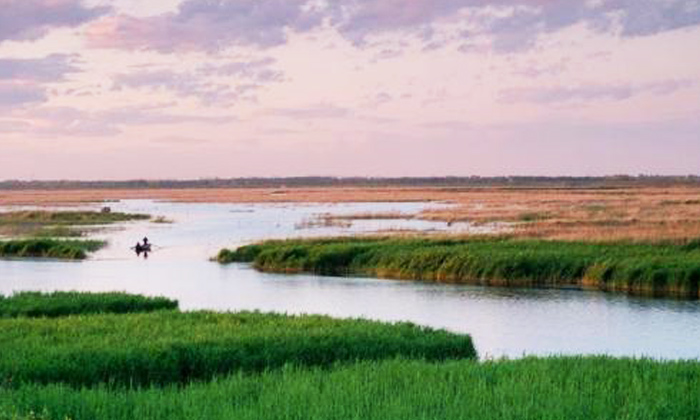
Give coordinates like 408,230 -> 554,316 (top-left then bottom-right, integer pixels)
219,236 -> 700,298
1,357 -> 698,420
0,292 -> 695,419
0,239 -> 105,260
0,311 -> 475,387
0,292 -> 177,319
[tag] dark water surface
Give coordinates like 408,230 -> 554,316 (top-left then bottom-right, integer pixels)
1,200 -> 699,359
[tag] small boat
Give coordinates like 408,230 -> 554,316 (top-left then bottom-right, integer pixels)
133,242 -> 152,256
136,243 -> 152,253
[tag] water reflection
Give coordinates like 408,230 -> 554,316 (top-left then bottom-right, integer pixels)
0,200 -> 699,360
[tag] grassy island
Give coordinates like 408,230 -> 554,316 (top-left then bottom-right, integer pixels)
0,211 -> 149,238
218,236 -> 700,298
0,210 -> 150,260
0,239 -> 105,260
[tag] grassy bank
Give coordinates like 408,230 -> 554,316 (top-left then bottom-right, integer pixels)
1,357 -> 699,420
0,292 -> 177,318
218,237 -> 700,298
0,239 -> 105,260
0,211 -> 149,225
0,311 -> 476,387
0,211 -> 149,238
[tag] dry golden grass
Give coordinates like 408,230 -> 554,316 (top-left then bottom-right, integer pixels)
419,187 -> 700,243
0,188 -> 448,206
2,186 -> 700,242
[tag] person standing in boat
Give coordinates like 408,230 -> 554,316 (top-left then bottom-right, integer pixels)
134,237 -> 151,258
142,237 -> 151,259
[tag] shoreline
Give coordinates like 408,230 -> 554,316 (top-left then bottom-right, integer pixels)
219,236 -> 700,299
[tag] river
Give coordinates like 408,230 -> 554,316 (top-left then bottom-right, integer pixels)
1,199 -> 699,359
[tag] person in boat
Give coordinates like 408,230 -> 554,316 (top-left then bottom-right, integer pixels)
141,237 -> 151,259
134,238 -> 151,257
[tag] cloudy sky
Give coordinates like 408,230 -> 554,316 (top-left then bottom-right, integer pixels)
1,0 -> 699,179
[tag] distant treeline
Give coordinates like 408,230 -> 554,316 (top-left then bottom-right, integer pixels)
1,176 -> 700,190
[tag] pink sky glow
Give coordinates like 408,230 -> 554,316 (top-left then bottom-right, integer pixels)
1,0 -> 699,180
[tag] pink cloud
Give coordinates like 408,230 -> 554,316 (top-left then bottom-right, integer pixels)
111,57 -> 283,105
0,82 -> 46,106
86,0 -> 319,52
0,0 -> 109,43
501,80 -> 695,104
0,54 -> 80,82
84,1 -> 700,53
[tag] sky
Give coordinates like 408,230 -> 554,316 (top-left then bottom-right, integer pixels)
1,0 -> 699,180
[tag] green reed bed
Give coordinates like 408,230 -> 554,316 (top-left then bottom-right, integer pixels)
1,357 -> 698,420
0,292 -> 178,319
0,239 -> 105,260
29,226 -> 84,238
0,211 -> 150,238
218,237 -> 700,298
0,311 -> 476,387
0,211 -> 149,226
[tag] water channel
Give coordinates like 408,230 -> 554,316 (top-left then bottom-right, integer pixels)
1,200 -> 699,359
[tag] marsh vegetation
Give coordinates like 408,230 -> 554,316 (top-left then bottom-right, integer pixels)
0,310 -> 475,387
2,357 -> 699,420
0,291 -> 177,318
3,185 -> 700,242
0,293 -> 697,420
0,211 -> 149,238
0,239 -> 105,260
0,211 -> 150,260
219,236 -> 700,298
2,185 -> 700,418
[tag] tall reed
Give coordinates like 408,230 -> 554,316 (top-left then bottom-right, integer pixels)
1,357 -> 698,420
219,237 -> 700,298
0,292 -> 178,318
0,311 -> 476,387
0,239 -> 105,260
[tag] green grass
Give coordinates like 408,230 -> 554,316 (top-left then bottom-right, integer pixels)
1,357 -> 698,420
218,237 -> 700,298
0,292 -> 695,419
0,211 -> 149,238
0,292 -> 178,319
0,311 -> 476,387
29,226 -> 84,238
0,239 -> 105,260
0,211 -> 149,226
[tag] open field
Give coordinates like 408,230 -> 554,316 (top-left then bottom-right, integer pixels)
219,236 -> 700,298
0,187 -> 454,206
2,186 -> 700,242
1,357 -> 698,420
0,292 -> 177,319
0,310 -> 475,387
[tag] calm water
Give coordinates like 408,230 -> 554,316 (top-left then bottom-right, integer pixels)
1,200 -> 699,360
